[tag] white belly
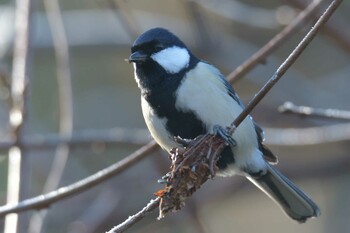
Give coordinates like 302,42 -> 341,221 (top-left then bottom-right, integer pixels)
141,97 -> 178,151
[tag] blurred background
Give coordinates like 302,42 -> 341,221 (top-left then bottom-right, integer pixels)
0,0 -> 350,232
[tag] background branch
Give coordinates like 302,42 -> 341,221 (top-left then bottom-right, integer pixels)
229,0 -> 341,130
0,141 -> 158,217
4,0 -> 33,232
287,0 -> 350,54
0,128 -> 150,151
266,123 -> 350,145
279,101 -> 350,121
227,0 -> 323,84
107,0 -> 140,39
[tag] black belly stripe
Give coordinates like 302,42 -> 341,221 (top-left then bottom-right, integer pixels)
217,146 -> 235,170
165,109 -> 235,169
165,110 -> 206,140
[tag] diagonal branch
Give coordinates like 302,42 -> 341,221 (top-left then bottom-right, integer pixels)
229,0 -> 341,131
227,0 -> 323,84
0,141 -> 158,217
287,0 -> 350,54
106,198 -> 161,233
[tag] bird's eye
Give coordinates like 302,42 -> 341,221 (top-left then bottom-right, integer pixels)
154,44 -> 164,52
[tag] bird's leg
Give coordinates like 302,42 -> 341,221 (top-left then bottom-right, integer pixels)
213,125 -> 237,146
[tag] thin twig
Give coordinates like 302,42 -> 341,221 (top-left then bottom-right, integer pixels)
4,0 -> 33,232
109,1 -> 342,231
229,0 -> 342,131
0,128 -> 150,151
184,0 -> 214,52
108,0 -> 140,38
288,0 -> 350,54
0,141 -> 159,217
279,101 -> 350,121
227,0 -> 323,84
266,123 -> 350,145
1,124 -> 348,150
0,68 -> 12,106
28,0 -> 73,231
106,198 -> 160,233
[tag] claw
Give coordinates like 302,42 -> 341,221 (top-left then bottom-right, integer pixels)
213,125 -> 237,146
174,136 -> 192,147
157,172 -> 171,184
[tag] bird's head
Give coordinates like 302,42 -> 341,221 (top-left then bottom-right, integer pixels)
129,28 -> 197,82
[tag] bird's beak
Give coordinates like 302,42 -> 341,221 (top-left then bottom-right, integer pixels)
128,51 -> 148,63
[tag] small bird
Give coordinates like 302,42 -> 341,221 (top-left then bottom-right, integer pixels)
128,27 -> 320,223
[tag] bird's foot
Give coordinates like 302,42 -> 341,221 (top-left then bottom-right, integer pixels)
174,136 -> 193,147
174,135 -> 206,148
157,172 -> 171,184
213,125 -> 236,146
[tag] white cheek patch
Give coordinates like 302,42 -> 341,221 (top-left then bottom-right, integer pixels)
151,46 -> 190,74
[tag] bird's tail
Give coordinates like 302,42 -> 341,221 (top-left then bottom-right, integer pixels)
248,164 -> 320,223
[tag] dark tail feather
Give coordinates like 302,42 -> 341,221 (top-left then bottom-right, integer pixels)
248,164 -> 320,223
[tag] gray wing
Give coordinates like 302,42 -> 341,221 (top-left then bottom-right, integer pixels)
210,64 -> 278,164
254,122 -> 278,164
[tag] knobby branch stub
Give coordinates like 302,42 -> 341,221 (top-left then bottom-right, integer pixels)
155,134 -> 229,219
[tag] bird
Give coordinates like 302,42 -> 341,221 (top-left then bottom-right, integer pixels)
128,27 -> 320,223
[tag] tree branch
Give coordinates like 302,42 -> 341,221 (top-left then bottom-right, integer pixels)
228,0 -> 342,131
0,141 -> 158,217
287,0 -> 350,54
279,101 -> 350,121
266,123 -> 350,145
0,128 -> 150,151
227,0 -> 323,84
108,0 -> 140,38
106,198 -> 161,233
5,0 -> 33,232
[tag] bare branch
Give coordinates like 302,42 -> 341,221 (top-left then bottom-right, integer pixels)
5,0 -> 33,232
0,141 -> 158,217
288,0 -> 350,54
0,67 -> 12,106
227,0 -> 323,84
0,128 -> 150,151
266,123 -> 350,145
229,0 -> 342,131
279,101 -> 350,121
108,0 -> 140,38
106,198 -> 160,233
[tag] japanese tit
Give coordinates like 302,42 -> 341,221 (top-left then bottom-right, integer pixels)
129,27 -> 320,223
